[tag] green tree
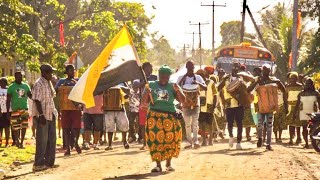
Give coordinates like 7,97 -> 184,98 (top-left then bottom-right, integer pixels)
259,3 -> 313,80
219,21 -> 257,47
147,36 -> 176,68
300,0 -> 320,73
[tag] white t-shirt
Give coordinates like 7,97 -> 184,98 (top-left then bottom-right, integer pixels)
0,88 -> 11,113
177,74 -> 205,86
177,74 -> 205,107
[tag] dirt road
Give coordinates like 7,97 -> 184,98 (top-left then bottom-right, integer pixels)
4,132 -> 320,180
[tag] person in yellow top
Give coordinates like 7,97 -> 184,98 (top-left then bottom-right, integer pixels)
218,63 -> 245,149
286,72 -> 303,145
196,69 -> 218,146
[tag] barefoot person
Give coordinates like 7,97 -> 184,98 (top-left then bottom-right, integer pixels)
104,84 -> 130,150
286,72 -> 303,145
248,64 -> 287,150
0,78 -> 10,147
177,60 -> 207,149
143,65 -> 185,172
55,65 -> 82,156
293,79 -> 320,148
217,63 -> 245,149
7,71 -> 32,149
32,64 -> 57,171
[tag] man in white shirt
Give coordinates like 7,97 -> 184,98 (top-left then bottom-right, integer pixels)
177,60 -> 207,149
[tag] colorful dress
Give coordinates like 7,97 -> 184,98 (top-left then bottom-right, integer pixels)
146,81 -> 182,162
287,85 -> 303,127
273,91 -> 288,131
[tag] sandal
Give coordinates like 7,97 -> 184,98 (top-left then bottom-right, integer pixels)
166,166 -> 175,172
140,146 -> 147,150
151,166 -> 162,173
105,146 -> 113,151
124,143 -> 130,149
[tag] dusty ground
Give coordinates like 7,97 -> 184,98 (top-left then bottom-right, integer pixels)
4,130 -> 320,180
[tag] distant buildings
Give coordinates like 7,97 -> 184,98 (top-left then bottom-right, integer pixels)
0,56 -> 40,84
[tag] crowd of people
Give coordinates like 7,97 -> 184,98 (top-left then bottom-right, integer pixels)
0,59 -> 319,173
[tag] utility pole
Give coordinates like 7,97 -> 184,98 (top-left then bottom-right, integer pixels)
239,0 -> 268,49
291,0 -> 299,71
240,0 -> 247,42
186,32 -> 200,57
190,22 -> 209,68
201,1 -> 226,64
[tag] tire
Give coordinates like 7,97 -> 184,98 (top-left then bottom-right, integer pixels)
310,124 -> 320,152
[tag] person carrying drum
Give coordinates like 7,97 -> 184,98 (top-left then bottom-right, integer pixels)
218,62 -> 246,149
82,94 -> 104,150
293,78 -> 320,148
177,60 -> 207,149
196,69 -> 218,146
248,64 -> 287,150
6,71 -> 32,149
55,64 -> 82,156
104,84 -> 130,150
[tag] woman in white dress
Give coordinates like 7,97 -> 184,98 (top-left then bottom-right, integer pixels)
294,79 -> 320,148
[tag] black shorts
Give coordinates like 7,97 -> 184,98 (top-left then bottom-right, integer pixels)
199,112 -> 214,124
83,113 -> 104,131
0,113 -> 10,128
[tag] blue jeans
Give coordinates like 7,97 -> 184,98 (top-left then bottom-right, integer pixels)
182,107 -> 200,145
34,116 -> 56,167
257,113 -> 273,145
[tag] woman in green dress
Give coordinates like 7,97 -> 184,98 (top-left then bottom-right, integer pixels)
142,65 -> 185,173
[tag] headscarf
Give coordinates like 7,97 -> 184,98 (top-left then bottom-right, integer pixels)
289,71 -> 298,79
158,65 -> 173,75
196,69 -> 206,80
204,66 -> 214,74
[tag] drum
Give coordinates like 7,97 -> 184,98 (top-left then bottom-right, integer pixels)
256,84 -> 278,113
103,87 -> 122,111
227,79 -> 251,107
182,84 -> 199,109
58,86 -> 77,111
300,95 -> 318,121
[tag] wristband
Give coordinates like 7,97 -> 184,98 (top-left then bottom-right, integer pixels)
39,114 -> 44,117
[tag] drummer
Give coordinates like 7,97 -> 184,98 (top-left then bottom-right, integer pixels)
55,64 -> 82,156
247,64 -> 287,150
218,62 -> 245,149
104,84 -> 130,150
177,60 -> 207,149
293,79 -> 320,148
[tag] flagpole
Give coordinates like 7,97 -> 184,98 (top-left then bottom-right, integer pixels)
125,24 -> 154,105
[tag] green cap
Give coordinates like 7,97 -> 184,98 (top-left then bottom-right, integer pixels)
159,64 -> 173,75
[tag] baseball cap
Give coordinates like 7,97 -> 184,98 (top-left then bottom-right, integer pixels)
40,64 -> 56,72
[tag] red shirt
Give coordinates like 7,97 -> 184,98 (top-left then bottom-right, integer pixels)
83,95 -> 103,114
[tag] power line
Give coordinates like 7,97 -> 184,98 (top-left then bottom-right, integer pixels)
201,1 -> 226,64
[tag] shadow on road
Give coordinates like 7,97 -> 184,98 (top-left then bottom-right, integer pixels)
195,148 -> 263,156
4,171 -> 34,179
103,172 -> 170,180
